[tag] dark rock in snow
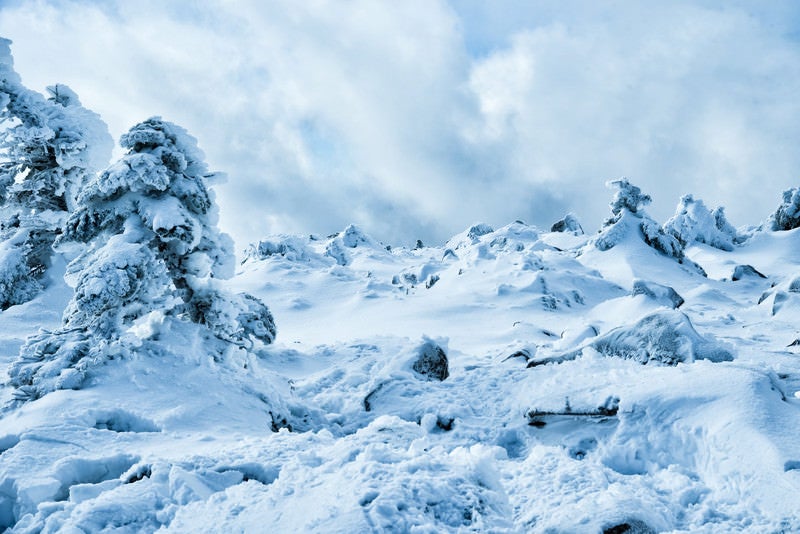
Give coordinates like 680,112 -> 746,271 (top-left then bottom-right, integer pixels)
771,291 -> 790,316
412,340 -> 449,381
503,349 -> 532,363
467,224 -> 493,241
550,213 -> 584,234
757,277 -> 800,315
269,411 -> 292,432
435,416 -> 454,431
442,248 -> 458,261
789,277 -> 800,293
602,519 -> 657,534
363,382 -> 389,412
731,264 -> 766,281
631,279 -> 684,308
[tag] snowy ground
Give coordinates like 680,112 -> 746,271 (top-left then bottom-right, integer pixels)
2,221 -> 800,532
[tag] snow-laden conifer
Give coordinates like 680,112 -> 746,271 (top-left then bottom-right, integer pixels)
0,38 -> 112,309
9,118 -> 275,400
663,194 -> 741,251
595,179 -> 683,258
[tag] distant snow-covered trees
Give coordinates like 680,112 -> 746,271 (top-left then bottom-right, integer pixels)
593,179 -> 704,274
605,178 -> 652,222
0,38 -> 112,309
768,188 -> 800,231
595,179 -> 681,257
9,118 -> 275,400
663,194 -> 741,251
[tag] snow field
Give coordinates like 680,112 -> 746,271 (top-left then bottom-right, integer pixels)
1,221 -> 800,532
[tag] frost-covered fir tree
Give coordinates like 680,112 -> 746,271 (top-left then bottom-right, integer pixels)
593,179 -> 702,274
605,178 -> 652,221
0,38 -> 112,309
663,194 -> 741,251
8,118 -> 275,401
768,187 -> 800,231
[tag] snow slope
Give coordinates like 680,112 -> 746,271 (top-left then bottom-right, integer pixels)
2,221 -> 800,533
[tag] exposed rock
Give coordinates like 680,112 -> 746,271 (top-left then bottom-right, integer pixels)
550,213 -> 584,234
467,224 -> 494,241
731,265 -> 766,281
425,274 -> 440,289
602,519 -> 657,534
412,340 -> 449,381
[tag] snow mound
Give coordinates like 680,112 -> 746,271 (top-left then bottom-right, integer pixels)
531,310 -> 734,366
242,235 -> 321,264
445,222 -> 496,250
631,279 -> 684,308
324,224 -> 387,266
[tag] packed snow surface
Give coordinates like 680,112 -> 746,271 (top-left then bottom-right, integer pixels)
2,220 -> 800,533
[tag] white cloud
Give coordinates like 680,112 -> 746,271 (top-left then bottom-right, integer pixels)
0,0 -> 798,249
464,3 -> 800,227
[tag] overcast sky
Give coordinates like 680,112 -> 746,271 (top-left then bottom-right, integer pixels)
1,0 -> 798,249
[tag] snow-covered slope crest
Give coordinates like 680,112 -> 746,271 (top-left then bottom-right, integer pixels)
2,214 -> 800,531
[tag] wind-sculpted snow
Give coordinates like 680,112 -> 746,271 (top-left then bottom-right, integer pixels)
529,310 -> 734,367
2,210 -> 800,531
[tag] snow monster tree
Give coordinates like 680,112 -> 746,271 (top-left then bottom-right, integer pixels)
769,187 -> 800,231
593,179 -> 704,274
663,194 -> 741,251
0,38 -> 112,309
8,118 -> 275,401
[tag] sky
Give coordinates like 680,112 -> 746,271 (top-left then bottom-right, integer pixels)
0,0 -> 798,250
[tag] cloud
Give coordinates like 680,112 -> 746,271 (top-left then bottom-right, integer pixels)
462,1 -> 800,228
1,0 -> 798,249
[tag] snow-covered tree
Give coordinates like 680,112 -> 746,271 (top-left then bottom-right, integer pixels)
593,179 -> 702,274
663,194 -> 741,251
605,178 -> 652,222
8,118 -> 275,400
768,187 -> 800,231
60,117 -> 238,317
0,38 -> 112,309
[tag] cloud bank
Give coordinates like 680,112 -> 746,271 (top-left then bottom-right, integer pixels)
1,0 -> 798,249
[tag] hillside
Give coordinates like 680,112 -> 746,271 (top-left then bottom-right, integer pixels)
2,213 -> 800,532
